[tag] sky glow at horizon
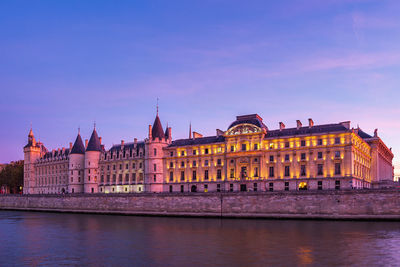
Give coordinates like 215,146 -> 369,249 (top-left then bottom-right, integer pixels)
0,1 -> 399,172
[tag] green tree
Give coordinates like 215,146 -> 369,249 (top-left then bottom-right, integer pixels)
0,160 -> 24,194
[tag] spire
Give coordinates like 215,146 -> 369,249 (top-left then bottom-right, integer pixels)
86,126 -> 101,152
71,130 -> 85,154
189,122 -> 192,139
152,112 -> 165,140
27,126 -> 36,147
165,122 -> 169,139
156,98 -> 159,116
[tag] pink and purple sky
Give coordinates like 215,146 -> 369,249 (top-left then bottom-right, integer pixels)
0,0 -> 399,172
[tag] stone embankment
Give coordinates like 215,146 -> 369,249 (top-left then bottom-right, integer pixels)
1,189 -> 400,220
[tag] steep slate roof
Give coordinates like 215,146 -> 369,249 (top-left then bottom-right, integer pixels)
357,129 -> 373,139
70,134 -> 85,154
86,129 -> 101,151
165,126 -> 169,139
265,123 -> 350,138
108,141 -> 145,155
228,114 -> 268,130
152,115 -> 165,140
42,148 -> 70,159
168,136 -> 225,147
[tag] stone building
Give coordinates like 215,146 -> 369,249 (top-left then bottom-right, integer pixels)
23,112 -> 394,194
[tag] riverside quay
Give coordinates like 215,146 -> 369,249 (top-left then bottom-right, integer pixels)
23,112 -> 394,194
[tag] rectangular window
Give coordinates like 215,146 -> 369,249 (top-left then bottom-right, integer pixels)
335,151 -> 341,158
154,164 -> 157,171
180,171 -> 185,181
335,163 -> 341,175
301,153 -> 306,160
113,174 -> 116,182
269,155 -> 274,162
139,163 -> 142,169
318,139 -> 323,146
269,166 -> 274,177
301,140 -> 306,147
285,154 -> 290,161
284,182 -> 289,191
125,164 -> 129,169
269,182 -> 274,192
230,184 -> 233,192
205,148 -> 209,154
230,145 -> 234,152
181,161 -> 185,167
217,169 -> 222,179
253,183 -> 258,192
169,172 -> 173,180
254,143 -> 258,150
217,159 -> 221,165
335,137 -> 340,144
300,165 -> 306,176
230,168 -> 235,178
101,175 -> 104,182
318,152 -> 323,159
285,142 -> 289,148
119,174 -> 122,183
241,144 -> 247,151
119,164 -> 122,170
205,160 -> 209,166
317,164 -> 323,176
254,167 -> 258,177
170,151 -> 174,157
107,175 -> 110,182
181,151 -> 185,156
204,170 -> 209,180
154,174 -> 156,182
113,165 -> 116,170
284,166 -> 290,177
125,174 -> 129,182
217,184 -> 221,192
318,181 -> 323,190
192,170 -> 197,180
192,149 -> 197,155
169,162 -> 173,168
180,185 -> 184,193
193,161 -> 197,167
335,180 -> 341,190
169,185 -> 173,192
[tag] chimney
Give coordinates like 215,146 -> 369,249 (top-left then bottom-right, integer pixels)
121,140 -> 124,146
216,129 -> 224,136
308,118 -> 314,128
340,121 -> 351,129
168,127 -> 172,140
85,139 -> 88,149
193,132 -> 203,139
99,137 -> 102,144
69,142 -> 72,151
279,122 -> 285,131
148,125 -> 152,139
296,120 -> 302,130
62,147 -> 65,154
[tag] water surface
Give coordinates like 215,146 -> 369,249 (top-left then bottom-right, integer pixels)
1,211 -> 400,266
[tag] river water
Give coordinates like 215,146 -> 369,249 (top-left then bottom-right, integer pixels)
1,211 -> 400,266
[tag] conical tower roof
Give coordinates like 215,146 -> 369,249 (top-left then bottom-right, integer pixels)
152,115 -> 165,140
86,128 -> 101,151
165,123 -> 169,139
70,133 -> 85,154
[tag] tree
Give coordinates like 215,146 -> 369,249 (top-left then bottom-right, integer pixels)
0,160 -> 24,194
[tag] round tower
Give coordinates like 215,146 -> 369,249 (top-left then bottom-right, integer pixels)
145,109 -> 171,192
68,130 -> 85,194
84,127 -> 101,193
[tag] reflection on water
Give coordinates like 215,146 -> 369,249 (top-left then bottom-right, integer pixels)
1,211 -> 400,266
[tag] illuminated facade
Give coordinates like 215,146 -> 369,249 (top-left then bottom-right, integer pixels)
23,113 -> 394,194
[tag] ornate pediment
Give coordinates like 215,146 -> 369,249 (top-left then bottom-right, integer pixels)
226,123 -> 262,136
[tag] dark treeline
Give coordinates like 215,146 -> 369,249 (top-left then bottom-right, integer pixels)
0,160 -> 23,194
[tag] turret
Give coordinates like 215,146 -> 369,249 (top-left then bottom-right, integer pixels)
145,108 -> 170,192
84,126 -> 101,193
68,130 -> 85,193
